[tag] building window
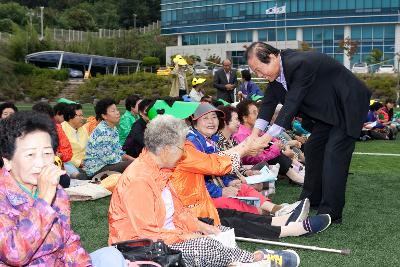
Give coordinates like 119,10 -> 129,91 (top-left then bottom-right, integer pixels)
350,24 -> 395,64
217,32 -> 226,43
182,32 -> 226,46
258,30 -> 268,42
231,31 -> 252,43
230,51 -> 246,67
302,26 -> 345,63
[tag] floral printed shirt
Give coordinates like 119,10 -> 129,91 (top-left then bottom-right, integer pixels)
84,120 -> 125,177
0,169 -> 91,266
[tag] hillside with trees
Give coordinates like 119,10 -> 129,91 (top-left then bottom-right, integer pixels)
0,0 -> 160,31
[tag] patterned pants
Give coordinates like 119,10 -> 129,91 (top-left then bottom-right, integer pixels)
170,226 -> 254,267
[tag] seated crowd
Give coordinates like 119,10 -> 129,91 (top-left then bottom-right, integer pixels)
0,90 -> 396,266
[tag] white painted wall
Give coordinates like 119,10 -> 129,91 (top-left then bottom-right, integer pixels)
166,40 -> 301,65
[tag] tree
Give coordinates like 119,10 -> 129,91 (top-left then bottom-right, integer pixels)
189,55 -> 201,64
205,54 -> 221,67
299,41 -> 314,51
142,56 -> 160,72
0,18 -> 15,33
118,0 -> 161,28
338,37 -> 359,61
60,8 -> 97,31
366,48 -> 383,65
0,2 -> 29,26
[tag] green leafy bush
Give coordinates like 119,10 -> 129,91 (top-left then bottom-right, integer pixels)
356,74 -> 398,100
75,72 -> 218,103
19,75 -> 65,101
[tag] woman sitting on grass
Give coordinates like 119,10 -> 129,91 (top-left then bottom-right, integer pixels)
187,103 -> 299,215
0,111 -> 126,266
84,98 -> 134,178
233,100 -> 304,185
215,105 -> 280,196
108,114 -> 303,267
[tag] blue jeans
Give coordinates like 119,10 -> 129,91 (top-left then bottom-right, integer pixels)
90,247 -> 127,267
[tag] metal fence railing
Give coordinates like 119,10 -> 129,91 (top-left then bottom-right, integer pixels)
0,21 -> 161,43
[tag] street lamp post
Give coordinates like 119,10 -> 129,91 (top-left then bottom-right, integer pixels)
133,13 -> 137,30
39,6 -> 44,40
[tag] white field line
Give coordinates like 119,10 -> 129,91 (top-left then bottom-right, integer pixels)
353,152 -> 400,157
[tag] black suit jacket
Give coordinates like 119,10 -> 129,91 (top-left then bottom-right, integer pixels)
213,68 -> 238,103
259,49 -> 371,138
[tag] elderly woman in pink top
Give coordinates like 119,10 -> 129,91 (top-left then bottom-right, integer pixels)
0,111 -> 126,267
233,100 -> 304,185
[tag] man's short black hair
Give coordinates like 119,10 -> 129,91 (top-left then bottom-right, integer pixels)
95,98 -> 117,121
236,99 -> 256,124
53,102 -> 69,116
64,103 -> 83,122
32,102 -> 55,118
0,102 -> 18,115
0,111 -> 58,160
125,94 -> 141,111
245,42 -> 280,64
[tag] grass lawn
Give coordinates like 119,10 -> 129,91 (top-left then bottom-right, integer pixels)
16,103 -> 400,266
70,138 -> 400,266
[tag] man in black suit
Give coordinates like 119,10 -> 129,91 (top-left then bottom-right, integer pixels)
246,42 -> 371,223
213,59 -> 238,103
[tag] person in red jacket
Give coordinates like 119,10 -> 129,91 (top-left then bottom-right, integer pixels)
32,102 -> 72,188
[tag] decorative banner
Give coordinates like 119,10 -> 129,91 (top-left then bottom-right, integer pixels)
266,5 -> 286,15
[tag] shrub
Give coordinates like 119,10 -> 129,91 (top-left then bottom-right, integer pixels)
75,72 -> 217,103
356,74 -> 397,100
19,75 -> 65,101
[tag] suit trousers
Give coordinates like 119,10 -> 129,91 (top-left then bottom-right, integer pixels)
299,121 -> 356,221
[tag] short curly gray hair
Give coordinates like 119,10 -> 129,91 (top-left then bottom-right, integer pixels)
144,115 -> 189,154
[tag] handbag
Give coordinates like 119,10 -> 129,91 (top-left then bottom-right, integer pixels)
112,239 -> 186,267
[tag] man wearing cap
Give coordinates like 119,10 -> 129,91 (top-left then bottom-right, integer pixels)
246,42 -> 371,224
170,55 -> 193,98
213,59 -> 238,103
189,77 -> 206,102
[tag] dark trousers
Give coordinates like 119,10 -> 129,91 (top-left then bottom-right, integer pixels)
251,153 -> 292,175
91,160 -> 133,178
299,122 -> 356,221
179,90 -> 187,98
217,208 -> 281,240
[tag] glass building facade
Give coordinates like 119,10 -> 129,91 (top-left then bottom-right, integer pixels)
162,0 -> 400,68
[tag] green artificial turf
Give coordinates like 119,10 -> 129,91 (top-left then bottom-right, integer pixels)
17,103 -> 400,265
70,138 -> 400,266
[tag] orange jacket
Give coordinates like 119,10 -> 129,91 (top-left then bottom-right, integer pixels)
83,116 -> 99,136
171,141 -> 233,225
56,123 -> 72,163
108,149 -> 198,245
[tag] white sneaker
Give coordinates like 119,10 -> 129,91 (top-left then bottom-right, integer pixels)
274,200 -> 301,217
